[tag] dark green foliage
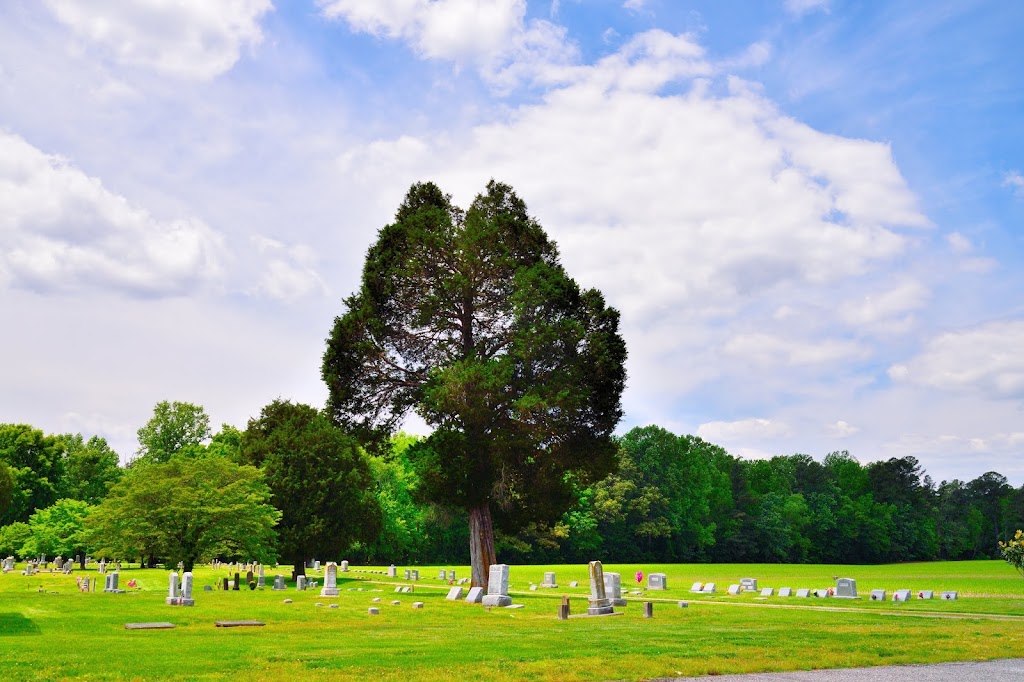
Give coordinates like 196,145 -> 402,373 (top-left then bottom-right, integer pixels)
54,434 -> 122,504
0,424 -> 63,525
323,180 -> 626,582
239,400 -> 381,575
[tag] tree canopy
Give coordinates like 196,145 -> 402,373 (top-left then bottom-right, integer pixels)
134,400 -> 212,464
86,456 -> 279,570
239,399 -> 381,577
322,180 -> 627,587
0,424 -> 63,525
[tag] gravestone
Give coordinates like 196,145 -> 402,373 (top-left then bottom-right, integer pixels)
439,569 -> 447,580
233,572 -> 240,590
297,576 -> 306,591
795,588 -> 810,598
481,564 -> 512,607
740,578 -> 758,592
643,602 -> 653,618
700,582 -> 716,593
446,587 -> 464,600
941,591 -> 958,600
413,602 -> 424,608
604,571 -> 627,607
835,578 -> 858,598
727,584 -> 740,595
273,575 -> 285,590
341,560 -> 349,572
689,582 -> 703,593
569,581 -> 578,587
813,589 -> 831,598
54,557 -> 63,570
222,577 -> 229,591
246,570 -> 254,585
465,586 -> 484,603
869,589 -> 886,601
918,590 -> 934,599
388,564 -> 397,578
313,560 -> 320,570
760,587 -> 774,596
180,572 -> 195,606
893,589 -> 911,602
540,571 -> 557,588
368,608 -> 380,615
586,561 -> 615,616
648,573 -> 667,590
165,572 -> 180,605
779,587 -> 793,597
404,569 -> 411,580
257,565 -> 265,588
99,560 -> 107,574
448,570 -> 456,581
411,570 -> 419,581
104,572 -> 122,593
320,562 -> 339,597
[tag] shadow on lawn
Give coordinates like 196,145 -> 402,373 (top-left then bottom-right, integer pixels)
0,613 -> 42,636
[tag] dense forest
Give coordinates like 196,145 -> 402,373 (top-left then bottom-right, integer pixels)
2,407 -> 1021,568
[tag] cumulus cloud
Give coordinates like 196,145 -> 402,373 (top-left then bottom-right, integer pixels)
785,0 -> 830,18
43,0 -> 272,80
827,420 -> 859,437
698,417 -> 792,442
319,0 -> 576,87
1003,170 -> 1024,196
838,279 -> 929,328
888,320 -> 1024,399
0,131 -> 225,296
251,236 -> 329,302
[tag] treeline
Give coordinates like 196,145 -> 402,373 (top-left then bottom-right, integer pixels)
2,414 -> 1022,568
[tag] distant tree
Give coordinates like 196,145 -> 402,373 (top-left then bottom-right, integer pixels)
0,424 -> 63,525
0,521 -> 31,559
240,400 -> 380,578
86,456 -> 279,570
0,461 -> 13,519
55,434 -> 123,504
323,180 -> 626,588
205,425 -> 243,461
22,499 -> 93,565
134,401 -> 211,464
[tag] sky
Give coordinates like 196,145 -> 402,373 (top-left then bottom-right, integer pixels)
1,0 -> 1022,484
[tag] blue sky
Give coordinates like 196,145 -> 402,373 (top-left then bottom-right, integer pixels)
1,0 -> 1022,484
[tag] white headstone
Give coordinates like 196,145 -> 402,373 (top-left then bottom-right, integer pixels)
760,587 -> 774,596
180,572 -> 195,606
689,581 -> 703,593
465,586 -> 484,603
604,571 -> 626,606
648,573 -> 667,590
779,587 -> 793,597
917,590 -> 934,599
446,586 -> 464,600
870,589 -> 886,601
387,564 -> 397,578
341,560 -> 349,572
297,576 -> 307,590
893,589 -> 911,602
411,570 -> 419,581
941,591 -> 958,600
439,569 -> 447,580
165,572 -> 180,604
448,570 -> 456,581
727,584 -> 740,595
700,582 -> 716,593
541,571 -> 557,587
795,588 -> 811,598
320,562 -> 339,596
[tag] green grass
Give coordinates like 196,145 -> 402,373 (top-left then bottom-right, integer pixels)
2,560 -> 1023,680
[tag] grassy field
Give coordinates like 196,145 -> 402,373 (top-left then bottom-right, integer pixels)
2,560 -> 1023,680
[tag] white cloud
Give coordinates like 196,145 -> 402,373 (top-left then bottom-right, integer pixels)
723,333 -> 867,367
698,418 -> 792,442
827,420 -> 859,437
888,320 -> 1024,399
946,231 -> 972,253
0,131 -> 225,296
1003,170 -> 1024,196
251,236 -> 329,302
838,279 -> 929,327
43,0 -> 272,80
785,0 -> 830,18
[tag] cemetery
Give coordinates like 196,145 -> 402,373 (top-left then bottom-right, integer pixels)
2,558 -> 1023,680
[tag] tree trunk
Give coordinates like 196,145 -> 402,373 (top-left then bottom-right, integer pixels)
469,504 -> 497,591
292,555 -> 306,582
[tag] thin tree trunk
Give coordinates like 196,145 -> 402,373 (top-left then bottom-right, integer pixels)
292,555 -> 306,582
469,504 -> 497,591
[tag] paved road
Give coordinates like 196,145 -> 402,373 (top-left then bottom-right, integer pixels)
653,659 -> 1024,681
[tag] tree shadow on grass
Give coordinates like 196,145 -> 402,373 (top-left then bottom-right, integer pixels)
0,613 -> 42,636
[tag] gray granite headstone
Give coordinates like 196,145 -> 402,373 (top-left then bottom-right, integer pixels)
869,589 -> 886,601
411,570 -> 419,581
465,586 -> 484,603
893,589 -> 911,602
388,564 -> 397,578
604,571 -> 626,606
273,575 -> 285,590
918,590 -> 934,599
760,587 -> 774,596
727,584 -> 740,595
778,587 -> 792,597
404,569 -> 411,580
648,573 -> 667,590
835,578 -> 858,598
700,582 -> 716,593
541,571 -> 557,588
439,569 -> 447,580
795,588 -> 810,598
740,578 -> 758,592
586,561 -> 614,616
941,591 -> 958,600
446,586 -> 464,600
448,570 -> 456,581
689,582 -> 703,592
480,564 -> 512,607
297,575 -> 307,591
257,565 -> 265,588
180,572 -> 195,606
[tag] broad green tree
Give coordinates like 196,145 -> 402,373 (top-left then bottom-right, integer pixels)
0,521 -> 31,559
55,434 -> 123,504
134,401 -> 211,464
0,424 -> 63,525
86,456 -> 279,570
0,461 -> 13,520
323,181 -> 627,588
240,399 -> 380,578
22,498 -> 93,565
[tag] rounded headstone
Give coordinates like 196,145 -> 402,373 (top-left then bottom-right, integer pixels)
413,602 -> 424,608
391,600 -> 401,605
368,607 -> 380,615
283,599 -> 293,604
329,604 -> 339,609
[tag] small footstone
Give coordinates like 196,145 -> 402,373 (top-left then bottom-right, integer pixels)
329,604 -> 339,609
315,602 -> 324,607
283,599 -> 293,604
678,601 -> 688,608
368,607 -> 380,615
391,600 -> 401,605
372,597 -> 381,602
413,602 -> 424,608
214,620 -> 265,627
506,604 -> 525,609
125,622 -> 175,630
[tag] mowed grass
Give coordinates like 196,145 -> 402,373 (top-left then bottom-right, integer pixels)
1,560 -> 1023,681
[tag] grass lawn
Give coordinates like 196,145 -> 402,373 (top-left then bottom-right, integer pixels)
1,560 -> 1022,680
